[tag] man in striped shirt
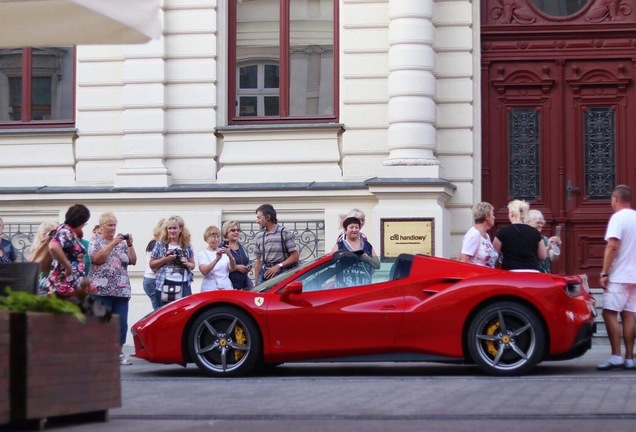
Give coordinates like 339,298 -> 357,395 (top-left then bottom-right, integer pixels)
254,204 -> 299,284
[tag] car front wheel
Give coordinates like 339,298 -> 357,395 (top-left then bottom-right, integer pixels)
188,307 -> 261,377
467,301 -> 545,376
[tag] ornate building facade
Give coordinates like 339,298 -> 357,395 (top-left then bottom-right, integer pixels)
2,0 -> 632,330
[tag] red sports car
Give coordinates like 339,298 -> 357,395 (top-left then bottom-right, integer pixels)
131,251 -> 596,377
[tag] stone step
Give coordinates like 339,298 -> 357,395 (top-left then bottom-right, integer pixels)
591,288 -> 606,343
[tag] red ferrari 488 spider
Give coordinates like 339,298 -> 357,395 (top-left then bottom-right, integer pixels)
132,251 -> 596,377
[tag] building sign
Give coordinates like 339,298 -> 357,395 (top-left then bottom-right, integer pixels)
381,218 -> 434,259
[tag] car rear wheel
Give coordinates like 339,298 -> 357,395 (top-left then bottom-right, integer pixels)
467,301 -> 545,376
188,307 -> 261,377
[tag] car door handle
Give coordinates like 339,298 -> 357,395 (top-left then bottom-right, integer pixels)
381,304 -> 396,310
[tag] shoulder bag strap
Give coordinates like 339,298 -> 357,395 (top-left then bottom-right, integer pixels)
281,227 -> 289,258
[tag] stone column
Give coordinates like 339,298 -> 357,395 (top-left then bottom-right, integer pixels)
371,1 -> 454,259
380,0 -> 439,178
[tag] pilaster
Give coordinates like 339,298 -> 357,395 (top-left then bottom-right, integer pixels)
114,20 -> 170,188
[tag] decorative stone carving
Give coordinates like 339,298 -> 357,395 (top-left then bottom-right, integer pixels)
586,0 -> 632,22
491,0 -> 536,24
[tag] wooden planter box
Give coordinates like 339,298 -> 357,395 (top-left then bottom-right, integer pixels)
9,313 -> 121,423
0,311 -> 9,425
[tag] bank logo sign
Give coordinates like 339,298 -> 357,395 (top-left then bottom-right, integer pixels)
381,218 -> 434,258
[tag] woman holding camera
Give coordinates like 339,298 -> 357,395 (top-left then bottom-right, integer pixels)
150,215 -> 195,302
88,212 -> 137,365
222,220 -> 252,289
197,225 -> 236,291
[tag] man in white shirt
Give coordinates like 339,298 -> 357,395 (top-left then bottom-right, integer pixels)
597,184 -> 636,371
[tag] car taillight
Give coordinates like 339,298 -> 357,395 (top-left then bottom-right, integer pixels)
564,274 -> 590,297
580,273 -> 591,294
565,282 -> 582,297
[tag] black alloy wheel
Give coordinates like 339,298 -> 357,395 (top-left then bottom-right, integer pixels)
188,307 -> 261,377
467,301 -> 545,376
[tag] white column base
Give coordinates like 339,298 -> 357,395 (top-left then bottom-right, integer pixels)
114,163 -> 171,188
367,178 -> 455,258
379,163 -> 440,179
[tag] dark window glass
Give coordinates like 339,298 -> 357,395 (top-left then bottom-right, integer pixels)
264,64 -> 279,89
31,77 -> 52,120
239,96 -> 258,116
239,65 -> 258,89
584,107 -> 615,199
508,108 -> 540,201
0,47 -> 74,125
531,0 -> 589,16
8,76 -> 22,121
264,96 -> 279,116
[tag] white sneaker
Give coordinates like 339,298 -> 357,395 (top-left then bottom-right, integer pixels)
119,353 -> 132,365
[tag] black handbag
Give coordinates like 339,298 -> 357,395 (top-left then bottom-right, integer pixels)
161,269 -> 186,304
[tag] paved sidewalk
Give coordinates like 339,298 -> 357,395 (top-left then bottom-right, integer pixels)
4,341 -> 635,432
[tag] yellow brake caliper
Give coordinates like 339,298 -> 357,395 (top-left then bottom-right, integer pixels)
485,321 -> 500,357
234,325 -> 246,361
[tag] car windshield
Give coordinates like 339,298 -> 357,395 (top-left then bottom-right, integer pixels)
246,260 -> 316,293
249,251 -> 396,294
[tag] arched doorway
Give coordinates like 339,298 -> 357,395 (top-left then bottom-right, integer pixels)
481,0 -> 636,284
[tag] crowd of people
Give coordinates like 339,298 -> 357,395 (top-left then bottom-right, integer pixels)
5,203 -> 305,365
459,199 -> 561,273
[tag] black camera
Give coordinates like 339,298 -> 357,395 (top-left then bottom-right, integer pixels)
172,248 -> 184,259
122,234 -> 130,240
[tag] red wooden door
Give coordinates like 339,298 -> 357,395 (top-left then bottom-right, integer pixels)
481,0 -> 636,284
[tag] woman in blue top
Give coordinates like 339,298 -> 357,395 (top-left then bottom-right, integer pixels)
150,215 -> 196,303
331,217 -> 380,287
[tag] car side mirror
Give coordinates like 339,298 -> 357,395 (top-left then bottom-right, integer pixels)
281,281 -> 303,301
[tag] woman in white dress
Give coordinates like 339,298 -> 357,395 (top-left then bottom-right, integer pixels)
197,225 -> 236,291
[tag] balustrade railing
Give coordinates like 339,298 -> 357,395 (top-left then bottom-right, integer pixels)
1,223 -> 40,262
3,220 -> 327,265
230,220 -> 326,264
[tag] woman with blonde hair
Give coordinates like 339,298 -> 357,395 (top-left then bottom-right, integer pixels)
150,215 -> 196,303
459,202 -> 498,267
142,218 -> 166,309
88,211 -> 137,365
197,225 -> 236,291
29,221 -> 57,261
525,209 -> 562,273
494,200 -> 547,271
29,221 -> 57,293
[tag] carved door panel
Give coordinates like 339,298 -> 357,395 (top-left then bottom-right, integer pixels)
481,0 -> 636,284
562,60 -> 634,284
482,60 -> 562,265
483,59 -> 635,283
